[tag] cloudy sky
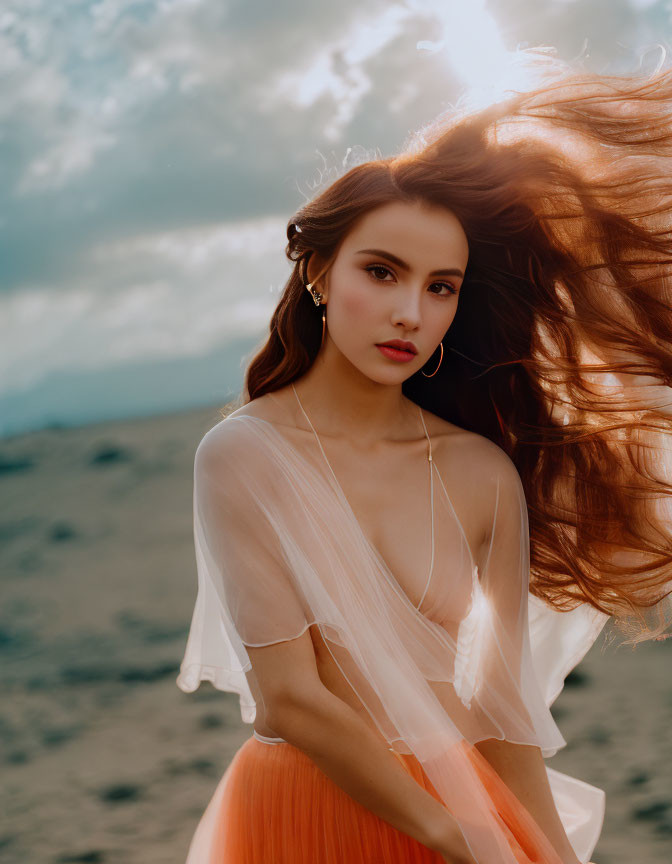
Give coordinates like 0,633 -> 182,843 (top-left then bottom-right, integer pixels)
1,0 -> 670,435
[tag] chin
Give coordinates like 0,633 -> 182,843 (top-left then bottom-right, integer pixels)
367,368 -> 415,386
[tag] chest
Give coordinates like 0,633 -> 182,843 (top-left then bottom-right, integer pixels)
307,437 -> 483,620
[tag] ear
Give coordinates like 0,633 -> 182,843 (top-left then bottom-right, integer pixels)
305,252 -> 329,300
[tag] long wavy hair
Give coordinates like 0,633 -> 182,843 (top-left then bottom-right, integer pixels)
236,66 -> 672,646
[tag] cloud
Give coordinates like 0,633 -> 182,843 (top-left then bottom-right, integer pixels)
266,4 -> 412,140
18,128 -> 118,194
1,215 -> 290,393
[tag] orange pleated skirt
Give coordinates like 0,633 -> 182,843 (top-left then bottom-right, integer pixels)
184,732 -> 559,864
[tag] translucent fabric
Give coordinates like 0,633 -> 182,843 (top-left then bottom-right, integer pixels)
182,733 -> 574,864
177,398 -> 570,864
527,593 -> 608,861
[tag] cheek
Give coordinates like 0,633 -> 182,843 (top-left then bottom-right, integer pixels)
341,281 -> 376,316
331,278 -> 379,329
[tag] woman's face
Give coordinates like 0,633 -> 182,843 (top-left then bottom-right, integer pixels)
315,199 -> 469,383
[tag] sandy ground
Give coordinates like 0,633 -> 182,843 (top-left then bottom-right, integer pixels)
1,402 -> 670,864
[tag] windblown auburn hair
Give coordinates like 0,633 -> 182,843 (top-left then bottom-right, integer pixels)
239,65 -> 672,647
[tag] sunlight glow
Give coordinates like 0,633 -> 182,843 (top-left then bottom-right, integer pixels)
413,0 -> 549,112
453,565 -> 490,710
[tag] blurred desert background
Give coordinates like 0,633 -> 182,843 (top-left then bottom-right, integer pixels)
3,1 -> 672,862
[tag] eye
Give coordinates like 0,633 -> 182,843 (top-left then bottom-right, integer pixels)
428,281 -> 457,297
364,264 -> 457,296
365,264 -> 394,281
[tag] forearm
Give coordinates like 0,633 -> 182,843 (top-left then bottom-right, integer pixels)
474,738 -> 580,863
269,687 -> 451,852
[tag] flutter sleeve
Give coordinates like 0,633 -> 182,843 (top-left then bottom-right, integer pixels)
453,443 -> 567,757
176,418 -> 310,720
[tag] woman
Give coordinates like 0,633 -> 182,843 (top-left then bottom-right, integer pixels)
177,65 -> 672,864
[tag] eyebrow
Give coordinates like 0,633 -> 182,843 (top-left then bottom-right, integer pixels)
355,248 -> 464,279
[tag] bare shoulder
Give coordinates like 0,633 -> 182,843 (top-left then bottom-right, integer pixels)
418,404 -> 501,456
420,405 -> 520,488
418,407 -> 471,444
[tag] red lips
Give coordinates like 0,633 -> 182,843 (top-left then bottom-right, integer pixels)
376,339 -> 418,354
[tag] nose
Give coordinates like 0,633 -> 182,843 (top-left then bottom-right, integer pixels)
390,285 -> 422,330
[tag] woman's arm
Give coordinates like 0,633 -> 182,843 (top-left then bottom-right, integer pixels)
246,631 -> 468,859
474,737 -> 581,864
269,677 -> 465,856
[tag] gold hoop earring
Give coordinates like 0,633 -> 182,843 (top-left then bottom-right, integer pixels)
421,341 -> 443,377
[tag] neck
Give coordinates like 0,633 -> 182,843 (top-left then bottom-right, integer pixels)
292,340 -> 420,447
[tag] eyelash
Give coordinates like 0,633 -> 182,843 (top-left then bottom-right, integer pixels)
364,264 -> 457,296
